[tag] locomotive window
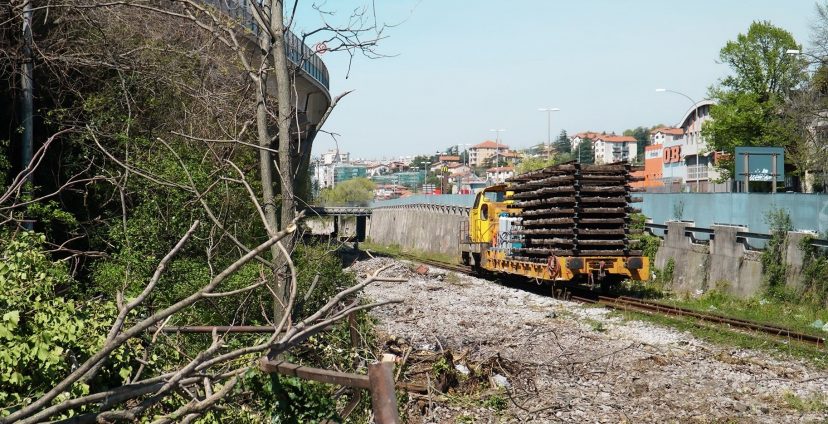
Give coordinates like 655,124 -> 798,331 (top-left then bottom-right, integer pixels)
484,192 -> 504,202
481,204 -> 489,220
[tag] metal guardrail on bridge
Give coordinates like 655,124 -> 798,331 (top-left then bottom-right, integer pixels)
202,0 -> 330,90
306,206 -> 372,216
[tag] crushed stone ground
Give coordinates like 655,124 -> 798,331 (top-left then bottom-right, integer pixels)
350,257 -> 828,423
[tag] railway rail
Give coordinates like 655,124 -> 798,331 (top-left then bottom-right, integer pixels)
388,254 -> 826,349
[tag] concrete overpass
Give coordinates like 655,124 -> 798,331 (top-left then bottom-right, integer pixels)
205,0 -> 332,196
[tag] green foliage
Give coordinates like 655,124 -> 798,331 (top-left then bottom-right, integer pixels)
319,178 -> 375,206
553,129 -> 571,154
628,213 -> 661,266
783,391 -> 828,413
704,21 -> 808,178
798,235 -> 828,306
269,376 -> 340,423
293,243 -> 358,319
672,200 -> 685,220
652,257 -> 675,288
761,208 -> 793,298
576,139 -> 594,164
409,155 -> 434,171
483,393 -> 508,411
0,232 -> 128,414
622,126 -> 650,162
514,156 -> 559,175
717,21 -> 806,98
431,356 -> 451,377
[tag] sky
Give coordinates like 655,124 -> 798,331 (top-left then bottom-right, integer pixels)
296,0 -> 818,160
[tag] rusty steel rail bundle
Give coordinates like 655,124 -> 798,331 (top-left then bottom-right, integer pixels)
505,162 -> 644,262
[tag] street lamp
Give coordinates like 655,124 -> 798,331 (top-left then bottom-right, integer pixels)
489,128 -> 506,171
656,88 -> 701,192
538,107 -> 561,159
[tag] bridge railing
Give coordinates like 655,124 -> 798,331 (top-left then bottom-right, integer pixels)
201,0 -> 330,90
371,194 -> 476,209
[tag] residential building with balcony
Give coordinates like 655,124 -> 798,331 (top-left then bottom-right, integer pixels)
593,134 -> 637,164
469,140 -> 509,167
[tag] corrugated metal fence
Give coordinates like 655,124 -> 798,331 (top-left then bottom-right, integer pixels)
373,193 -> 828,235
639,193 -> 828,235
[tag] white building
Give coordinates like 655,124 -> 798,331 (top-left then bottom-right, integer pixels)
486,166 -> 514,183
649,127 -> 684,146
662,100 -> 723,190
593,134 -> 638,164
320,149 -> 349,165
313,162 -> 335,189
570,131 -> 602,150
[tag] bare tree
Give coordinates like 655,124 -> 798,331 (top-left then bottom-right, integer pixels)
0,0 -> 396,420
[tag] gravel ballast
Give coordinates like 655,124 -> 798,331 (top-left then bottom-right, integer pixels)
350,257 -> 828,423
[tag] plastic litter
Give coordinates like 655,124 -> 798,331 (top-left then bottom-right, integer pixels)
492,373 -> 510,388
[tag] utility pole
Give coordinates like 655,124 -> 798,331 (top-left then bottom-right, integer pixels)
538,108 -> 560,159
21,0 -> 34,230
489,128 -> 505,172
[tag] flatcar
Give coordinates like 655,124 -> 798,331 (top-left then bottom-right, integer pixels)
459,163 -> 649,288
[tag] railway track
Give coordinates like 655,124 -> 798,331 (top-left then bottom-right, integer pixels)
389,254 -> 826,349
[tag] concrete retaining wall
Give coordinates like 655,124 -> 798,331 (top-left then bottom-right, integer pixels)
656,221 -> 810,298
367,204 -> 469,256
367,207 -> 814,298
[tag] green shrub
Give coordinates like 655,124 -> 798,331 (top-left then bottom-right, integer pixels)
798,235 -> 828,306
0,232 -> 130,415
762,208 -> 793,299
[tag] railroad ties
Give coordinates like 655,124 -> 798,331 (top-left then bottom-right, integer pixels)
505,162 -> 643,262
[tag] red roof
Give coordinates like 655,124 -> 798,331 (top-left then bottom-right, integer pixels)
598,135 -> 637,143
572,131 -> 603,140
473,140 -> 509,149
438,155 -> 461,162
650,127 -> 684,136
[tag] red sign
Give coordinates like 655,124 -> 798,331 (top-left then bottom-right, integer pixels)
663,146 -> 682,163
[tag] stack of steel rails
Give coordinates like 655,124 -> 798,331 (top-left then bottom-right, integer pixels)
505,162 -> 642,262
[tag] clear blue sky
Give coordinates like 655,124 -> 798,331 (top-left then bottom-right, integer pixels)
298,0 -> 817,159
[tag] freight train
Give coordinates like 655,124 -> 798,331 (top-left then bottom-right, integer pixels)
459,162 -> 648,289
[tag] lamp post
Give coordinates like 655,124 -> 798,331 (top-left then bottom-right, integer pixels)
656,88 -> 701,192
538,108 -> 560,159
489,128 -> 506,171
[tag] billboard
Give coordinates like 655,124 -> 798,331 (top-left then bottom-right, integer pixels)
734,146 -> 784,182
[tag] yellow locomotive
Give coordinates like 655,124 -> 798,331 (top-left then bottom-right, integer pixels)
459,163 -> 649,287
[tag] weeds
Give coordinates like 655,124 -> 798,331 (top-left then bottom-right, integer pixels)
360,241 -> 458,265
798,235 -> 828,306
444,272 -> 465,286
761,208 -> 793,299
783,391 -> 828,412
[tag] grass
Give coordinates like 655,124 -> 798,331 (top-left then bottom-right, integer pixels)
444,272 -> 467,286
660,284 -> 828,338
782,391 -> 828,413
360,241 -> 459,265
612,308 -> 828,369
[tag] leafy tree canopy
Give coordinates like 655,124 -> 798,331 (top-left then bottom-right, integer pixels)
704,21 -> 808,178
553,130 -> 571,154
319,178 -> 375,206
